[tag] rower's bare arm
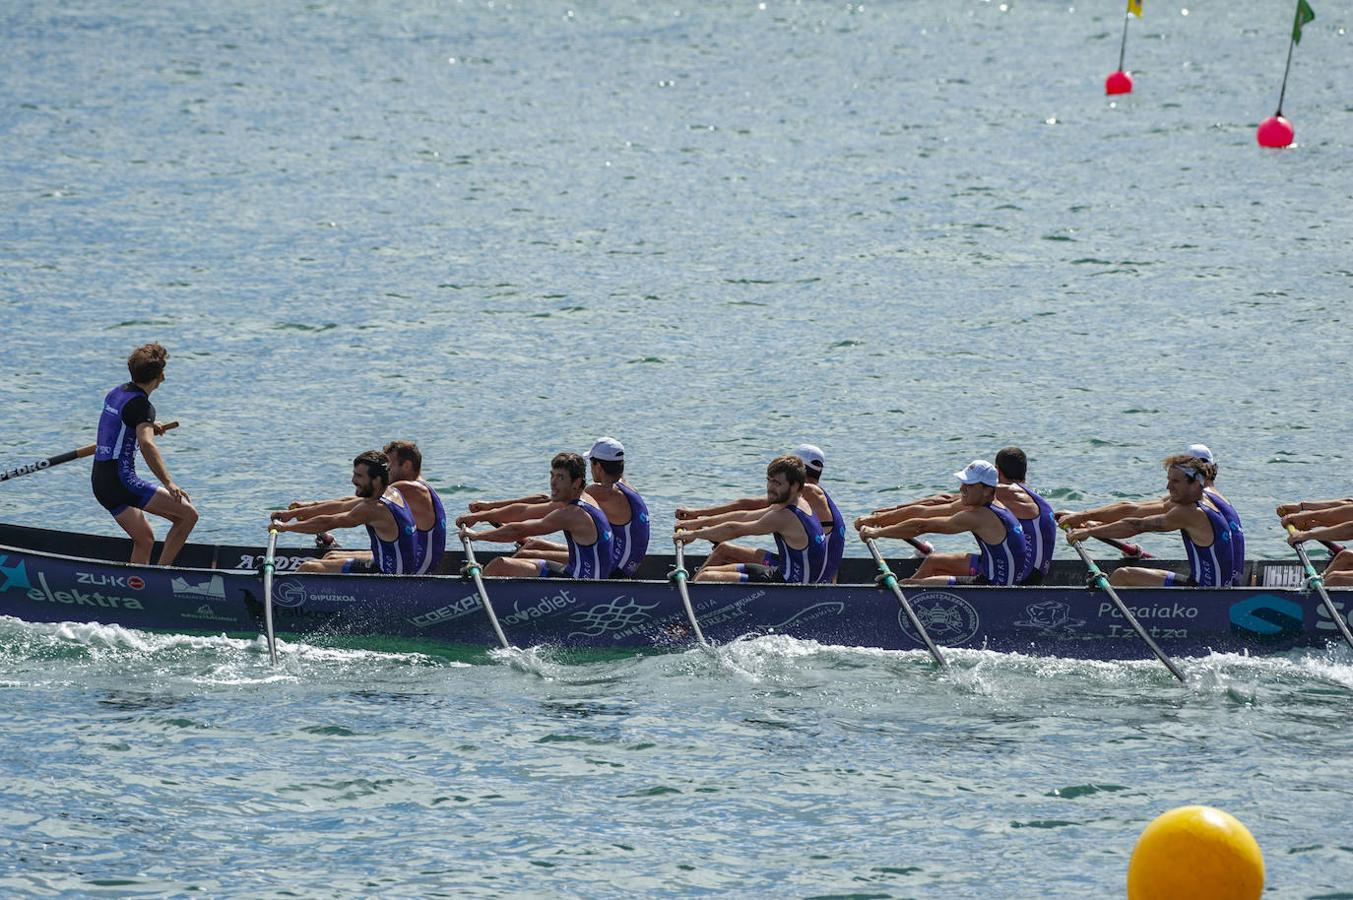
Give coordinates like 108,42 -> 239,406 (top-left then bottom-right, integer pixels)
676,508 -> 784,545
275,504 -> 375,535
457,500 -> 558,528
1063,499 -> 1165,528
1086,513 -> 1174,541
1277,498 -> 1353,517
281,497 -> 362,522
468,494 -> 549,513
863,510 -> 971,541
468,507 -> 571,544
1290,521 -> 1353,546
135,423 -> 187,501
676,497 -> 767,520
1281,506 -> 1353,530
677,508 -> 765,531
857,498 -> 961,530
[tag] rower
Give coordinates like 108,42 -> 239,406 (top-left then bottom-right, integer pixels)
272,451 -> 420,574
1059,443 -> 1244,584
1066,454 -> 1235,587
382,440 -> 447,574
674,443 -> 845,583
91,342 -> 198,566
459,452 -> 614,579
676,454 -> 825,583
858,460 -> 1028,586
511,437 -> 650,578
1286,521 -> 1353,586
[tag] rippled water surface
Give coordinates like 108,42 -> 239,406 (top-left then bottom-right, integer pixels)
3,0 -> 1352,895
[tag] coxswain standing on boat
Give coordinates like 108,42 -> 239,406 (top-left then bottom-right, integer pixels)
458,452 -> 614,578
272,451 -> 419,574
858,460 -> 1028,586
510,437 -> 650,578
1058,443 -> 1244,585
675,454 -> 825,583
1280,499 -> 1353,587
675,444 -> 846,583
1065,454 -> 1235,587
91,342 -> 198,566
853,447 -> 1055,584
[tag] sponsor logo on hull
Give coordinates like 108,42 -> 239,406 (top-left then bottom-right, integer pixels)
24,572 -> 145,610
181,603 -> 238,623
1229,594 -> 1304,636
502,588 -> 580,627
1013,600 -> 1086,634
409,594 -> 483,629
1096,601 -> 1199,621
171,575 -> 226,601
272,580 -> 359,608
77,572 -> 145,590
568,596 -> 661,640
0,556 -> 33,593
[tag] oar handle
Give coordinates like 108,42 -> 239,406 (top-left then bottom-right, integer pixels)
1061,523 -> 1185,683
1286,525 -> 1353,651
670,537 -> 708,648
460,530 -> 511,650
863,537 -> 947,668
261,526 -> 279,665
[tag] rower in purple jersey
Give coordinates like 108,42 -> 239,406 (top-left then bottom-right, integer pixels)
678,455 -> 826,584
461,452 -> 615,580
508,437 -> 650,578
994,447 -> 1058,584
674,442 -> 842,583
273,451 -> 418,574
859,460 -> 1027,586
1183,445 -> 1245,585
1067,454 -> 1235,588
382,440 -> 447,575
90,343 -> 198,566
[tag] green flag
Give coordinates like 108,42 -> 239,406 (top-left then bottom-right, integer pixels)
1292,0 -> 1315,44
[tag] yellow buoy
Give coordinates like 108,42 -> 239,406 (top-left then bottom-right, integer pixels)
1128,805 -> 1264,900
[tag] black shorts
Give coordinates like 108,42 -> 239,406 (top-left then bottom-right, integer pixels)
341,558 -> 378,574
1020,570 -> 1045,586
949,575 -> 993,586
91,461 -> 159,516
737,563 -> 786,584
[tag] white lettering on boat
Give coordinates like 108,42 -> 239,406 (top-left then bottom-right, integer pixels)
501,588 -> 577,626
1096,602 -> 1198,620
409,593 -> 483,629
27,572 -> 144,610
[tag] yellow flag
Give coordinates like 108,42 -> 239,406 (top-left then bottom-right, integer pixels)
1127,0 -> 1143,17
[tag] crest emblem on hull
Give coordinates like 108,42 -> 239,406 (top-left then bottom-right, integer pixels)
897,591 -> 980,646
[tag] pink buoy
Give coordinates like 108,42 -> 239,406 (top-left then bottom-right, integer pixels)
1256,115 -> 1294,148
1105,70 -> 1133,95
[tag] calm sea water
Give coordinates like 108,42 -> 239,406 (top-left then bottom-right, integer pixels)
3,0 -> 1352,895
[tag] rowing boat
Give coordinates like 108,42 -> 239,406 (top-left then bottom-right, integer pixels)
0,522 -> 1347,658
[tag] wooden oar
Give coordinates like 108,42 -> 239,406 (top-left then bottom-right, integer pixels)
670,537 -> 709,648
864,537 -> 946,668
1286,525 -> 1353,651
1098,535 -> 1152,559
1062,526 -> 1185,683
459,530 -> 511,650
260,526 -> 279,665
1,421 -> 179,483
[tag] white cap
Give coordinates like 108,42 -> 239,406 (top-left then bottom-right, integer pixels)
1186,443 -> 1214,464
792,443 -> 825,473
586,436 -> 624,462
954,459 -> 999,487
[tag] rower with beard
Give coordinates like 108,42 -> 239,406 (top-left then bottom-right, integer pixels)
510,437 -> 650,578
674,443 -> 845,583
459,452 -> 614,579
1065,454 -> 1235,588
676,454 -> 825,584
280,440 -> 447,574
859,460 -> 1028,586
1059,443 -> 1244,585
271,450 -> 419,574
